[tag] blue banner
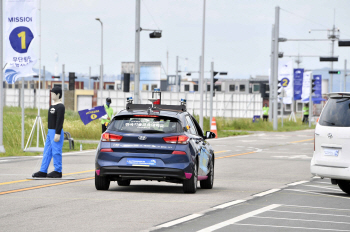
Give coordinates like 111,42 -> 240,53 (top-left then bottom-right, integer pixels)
313,75 -> 322,98
293,69 -> 304,100
78,105 -> 106,125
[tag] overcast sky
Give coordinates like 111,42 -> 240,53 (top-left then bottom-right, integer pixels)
33,0 -> 350,79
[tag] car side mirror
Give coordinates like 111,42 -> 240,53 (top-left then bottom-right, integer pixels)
205,131 -> 216,139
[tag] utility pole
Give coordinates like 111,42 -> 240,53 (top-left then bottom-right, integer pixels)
134,0 -> 141,104
62,64 -> 65,104
309,73 -> 313,128
176,56 -> 179,92
330,25 -> 336,92
0,0 -> 3,153
89,66 -> 91,90
199,0 -> 206,130
167,50 -> 169,76
210,61 -> 214,126
269,24 -> 275,122
273,6 -> 280,130
344,60 -> 347,92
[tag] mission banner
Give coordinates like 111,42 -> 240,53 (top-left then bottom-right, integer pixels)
78,106 -> 107,125
4,0 -> 37,84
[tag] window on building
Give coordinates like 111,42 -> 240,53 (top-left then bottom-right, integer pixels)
215,85 -> 221,91
30,84 -> 34,89
108,85 -> 114,90
15,84 -> 19,89
24,83 -> 28,89
3,82 -> 6,88
151,84 -> 157,90
8,84 -> 13,89
240,84 -> 245,92
194,85 -> 198,91
229,85 -> 235,92
207,85 -> 210,91
142,84 -> 149,91
253,84 -> 260,92
184,85 -> 190,91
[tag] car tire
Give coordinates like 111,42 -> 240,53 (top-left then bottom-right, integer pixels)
183,161 -> 198,194
338,180 -> 350,194
117,180 -> 131,186
200,159 -> 214,189
95,173 -> 110,190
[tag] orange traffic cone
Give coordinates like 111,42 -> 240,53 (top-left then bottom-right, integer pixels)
210,117 -> 218,138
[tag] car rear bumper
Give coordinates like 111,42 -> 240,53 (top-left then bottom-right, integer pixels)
99,166 -> 187,180
311,164 -> 350,181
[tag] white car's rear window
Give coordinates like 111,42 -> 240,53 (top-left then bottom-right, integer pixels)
319,97 -> 350,127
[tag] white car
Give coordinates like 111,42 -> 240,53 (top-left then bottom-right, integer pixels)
311,93 -> 350,194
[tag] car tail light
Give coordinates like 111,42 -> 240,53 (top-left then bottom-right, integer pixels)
101,132 -> 123,142
172,151 -> 187,155
177,135 -> 189,144
316,117 -> 320,123
101,148 -> 113,152
163,135 -> 189,144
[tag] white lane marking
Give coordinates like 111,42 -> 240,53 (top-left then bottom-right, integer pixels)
303,184 -> 343,192
234,223 -> 350,231
270,210 -> 350,218
213,200 -> 246,209
197,204 -> 280,232
253,189 -> 280,197
284,189 -> 350,200
282,204 -> 350,212
29,150 -> 96,158
157,214 -> 202,228
213,135 -> 251,141
0,160 -> 9,162
313,176 -> 321,179
254,216 -> 350,225
272,155 -> 312,159
312,181 -> 332,185
287,181 -> 309,186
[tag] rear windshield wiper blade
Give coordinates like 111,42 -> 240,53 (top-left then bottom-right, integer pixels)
142,130 -> 164,133
336,98 -> 350,103
323,120 -> 335,125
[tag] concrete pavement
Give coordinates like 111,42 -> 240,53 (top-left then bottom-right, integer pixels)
0,130 -> 316,231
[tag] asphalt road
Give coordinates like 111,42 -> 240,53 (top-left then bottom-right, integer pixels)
0,129 -> 327,232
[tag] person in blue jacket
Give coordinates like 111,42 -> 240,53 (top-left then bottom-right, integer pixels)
32,86 -> 65,178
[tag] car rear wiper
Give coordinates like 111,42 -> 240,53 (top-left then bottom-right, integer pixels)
142,130 -> 164,133
323,120 -> 335,125
336,98 -> 350,103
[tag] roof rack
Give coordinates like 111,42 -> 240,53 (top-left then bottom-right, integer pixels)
126,103 -> 186,112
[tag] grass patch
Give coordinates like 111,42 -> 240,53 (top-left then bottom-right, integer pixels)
1,106 -> 101,157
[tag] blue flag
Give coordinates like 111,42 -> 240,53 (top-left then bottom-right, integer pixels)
78,106 -> 106,125
293,68 -> 304,100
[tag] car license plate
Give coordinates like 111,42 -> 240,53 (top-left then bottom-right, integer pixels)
126,158 -> 157,166
324,148 -> 339,157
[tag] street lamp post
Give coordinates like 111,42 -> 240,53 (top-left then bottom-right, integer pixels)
200,0 -> 206,130
96,18 -> 103,106
0,0 -> 4,153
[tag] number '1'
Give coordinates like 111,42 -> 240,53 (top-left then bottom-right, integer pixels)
18,31 -> 26,49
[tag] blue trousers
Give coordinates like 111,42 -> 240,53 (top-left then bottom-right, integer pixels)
40,129 -> 64,173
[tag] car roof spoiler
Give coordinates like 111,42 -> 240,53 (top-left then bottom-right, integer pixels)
126,103 -> 187,112
328,92 -> 350,98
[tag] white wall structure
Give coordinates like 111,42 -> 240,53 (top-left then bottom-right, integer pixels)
97,91 -> 262,118
4,89 -> 263,119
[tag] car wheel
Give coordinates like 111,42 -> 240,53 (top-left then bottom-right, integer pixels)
117,180 -> 131,186
95,172 -> 110,190
338,180 -> 350,194
200,159 -> 214,189
183,161 -> 198,193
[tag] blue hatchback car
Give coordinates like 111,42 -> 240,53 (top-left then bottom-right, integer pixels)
95,102 -> 216,193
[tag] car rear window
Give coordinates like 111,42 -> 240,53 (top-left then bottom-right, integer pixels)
109,116 -> 182,133
319,97 -> 350,127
